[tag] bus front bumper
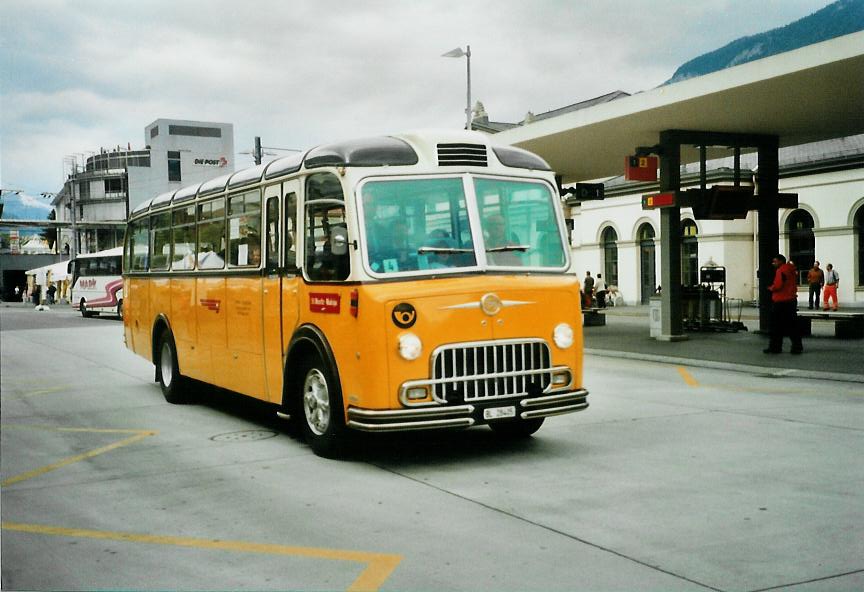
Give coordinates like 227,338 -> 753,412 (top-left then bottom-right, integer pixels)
346,389 -> 589,432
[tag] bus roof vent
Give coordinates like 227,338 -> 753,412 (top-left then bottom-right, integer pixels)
437,143 -> 487,167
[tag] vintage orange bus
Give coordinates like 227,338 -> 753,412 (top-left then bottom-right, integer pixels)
123,130 -> 588,457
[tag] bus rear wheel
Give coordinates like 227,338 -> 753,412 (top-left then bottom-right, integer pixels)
297,355 -> 348,458
157,330 -> 190,404
488,417 -> 545,438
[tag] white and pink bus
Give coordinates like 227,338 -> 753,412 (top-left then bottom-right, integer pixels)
71,246 -> 124,318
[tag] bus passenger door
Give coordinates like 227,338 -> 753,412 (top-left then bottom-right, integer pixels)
262,182 -> 300,403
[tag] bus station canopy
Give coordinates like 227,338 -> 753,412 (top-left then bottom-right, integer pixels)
494,31 -> 864,183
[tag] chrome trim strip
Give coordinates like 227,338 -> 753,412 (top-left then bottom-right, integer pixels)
521,402 -> 589,419
347,417 -> 475,432
430,337 -> 545,353
348,404 -> 474,420
400,364 -> 570,405
439,299 -> 534,311
439,302 -> 481,310
520,389 -> 588,408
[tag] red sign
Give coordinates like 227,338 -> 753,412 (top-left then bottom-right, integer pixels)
642,192 -> 676,209
310,293 -> 341,314
200,298 -> 221,313
625,155 -> 658,181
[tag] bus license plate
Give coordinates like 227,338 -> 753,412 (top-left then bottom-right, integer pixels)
484,406 -> 516,420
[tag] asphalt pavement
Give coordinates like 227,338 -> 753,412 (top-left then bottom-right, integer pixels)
3,299 -> 862,383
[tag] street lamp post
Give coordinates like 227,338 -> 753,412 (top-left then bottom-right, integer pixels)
62,156 -> 80,259
242,137 -> 303,166
442,45 -> 472,130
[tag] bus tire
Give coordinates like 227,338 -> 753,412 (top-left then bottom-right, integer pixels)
157,330 -> 190,404
488,417 -> 545,438
297,354 -> 348,458
80,299 -> 94,318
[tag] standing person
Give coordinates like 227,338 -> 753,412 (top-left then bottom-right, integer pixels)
582,271 -> 595,309
594,273 -> 608,308
807,261 -> 824,310
14,285 -> 21,301
822,263 -> 839,310
764,254 -> 803,355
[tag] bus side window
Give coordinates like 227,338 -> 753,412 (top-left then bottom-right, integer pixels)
171,205 -> 196,270
197,198 -> 226,269
265,196 -> 279,270
305,202 -> 349,282
128,219 -> 149,271
150,212 -> 171,271
228,190 -> 261,267
284,192 -> 298,271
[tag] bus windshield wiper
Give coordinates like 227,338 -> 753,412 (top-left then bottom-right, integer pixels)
417,246 -> 474,254
485,244 -> 530,253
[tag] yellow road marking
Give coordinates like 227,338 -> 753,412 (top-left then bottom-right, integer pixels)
8,387 -> 66,399
1,427 -> 157,487
2,522 -> 402,592
677,366 -> 700,387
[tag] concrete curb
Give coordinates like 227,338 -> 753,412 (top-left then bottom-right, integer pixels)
585,347 -> 864,384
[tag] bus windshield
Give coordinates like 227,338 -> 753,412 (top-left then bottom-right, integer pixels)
362,177 -> 476,274
474,177 -> 566,268
360,176 -> 566,275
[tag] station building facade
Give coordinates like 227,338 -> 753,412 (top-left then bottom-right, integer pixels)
564,135 -> 864,308
474,98 -> 864,308
53,119 -> 234,254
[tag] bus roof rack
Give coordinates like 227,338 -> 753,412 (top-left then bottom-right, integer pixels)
173,182 -> 202,204
150,190 -> 176,209
305,136 -> 419,169
264,152 -> 306,180
198,172 -> 232,197
492,145 -> 551,171
130,198 -> 152,215
228,163 -> 267,190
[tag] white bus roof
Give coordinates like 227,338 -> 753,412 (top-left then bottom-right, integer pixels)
75,246 -> 124,259
131,130 -> 551,217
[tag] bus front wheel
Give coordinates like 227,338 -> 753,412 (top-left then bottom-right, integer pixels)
488,417 -> 545,438
297,355 -> 348,458
80,299 -> 94,318
157,331 -> 190,404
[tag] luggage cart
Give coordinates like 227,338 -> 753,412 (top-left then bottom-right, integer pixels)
682,266 -> 746,332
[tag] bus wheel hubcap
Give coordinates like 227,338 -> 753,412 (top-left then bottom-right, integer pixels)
303,369 -> 330,435
160,342 -> 173,387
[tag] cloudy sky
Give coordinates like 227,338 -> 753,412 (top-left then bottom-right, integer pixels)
0,0 -> 832,204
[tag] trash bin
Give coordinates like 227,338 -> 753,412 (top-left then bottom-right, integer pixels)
649,295 -> 662,338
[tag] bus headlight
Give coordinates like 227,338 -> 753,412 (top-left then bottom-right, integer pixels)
398,333 -> 423,361
553,323 -> 574,349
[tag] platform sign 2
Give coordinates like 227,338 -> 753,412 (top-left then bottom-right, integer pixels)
625,155 -> 658,181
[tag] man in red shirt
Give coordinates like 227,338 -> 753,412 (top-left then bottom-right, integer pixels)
765,254 -> 803,354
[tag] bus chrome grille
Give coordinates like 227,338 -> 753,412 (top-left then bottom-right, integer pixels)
431,339 -> 552,404
437,143 -> 488,167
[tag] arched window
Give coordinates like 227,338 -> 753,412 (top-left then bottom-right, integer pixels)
855,205 -> 864,287
637,224 -> 656,304
601,227 -> 618,286
681,219 -> 698,287
787,209 -> 815,285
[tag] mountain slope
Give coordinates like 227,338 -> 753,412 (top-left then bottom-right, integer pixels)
665,0 -> 864,84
